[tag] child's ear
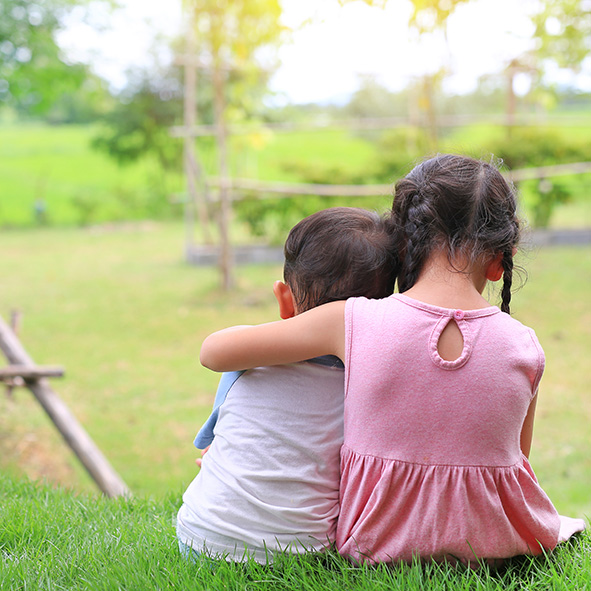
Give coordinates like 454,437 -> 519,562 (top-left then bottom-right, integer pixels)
273,281 -> 296,319
485,253 -> 504,282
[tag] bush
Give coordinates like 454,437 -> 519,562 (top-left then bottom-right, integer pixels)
233,128 -> 431,241
489,127 -> 591,228
234,193 -> 391,245
373,127 -> 433,181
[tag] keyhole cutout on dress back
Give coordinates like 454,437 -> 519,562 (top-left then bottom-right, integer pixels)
437,319 -> 465,361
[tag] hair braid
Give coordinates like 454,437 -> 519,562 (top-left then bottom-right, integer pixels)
393,154 -> 525,307
500,249 -> 513,314
399,192 -> 429,292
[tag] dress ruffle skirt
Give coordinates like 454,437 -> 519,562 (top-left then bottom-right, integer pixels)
336,445 -> 585,565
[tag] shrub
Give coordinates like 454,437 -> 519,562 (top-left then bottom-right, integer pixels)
489,127 -> 591,228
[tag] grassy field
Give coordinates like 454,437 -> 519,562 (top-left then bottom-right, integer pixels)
2,122 -> 591,229
0,124 -> 183,227
0,221 -> 590,523
1,474 -> 590,590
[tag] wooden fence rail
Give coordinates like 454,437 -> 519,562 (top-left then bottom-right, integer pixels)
204,162 -> 591,200
170,114 -> 591,138
0,365 -> 64,380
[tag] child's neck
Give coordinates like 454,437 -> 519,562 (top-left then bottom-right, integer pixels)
401,251 -> 492,310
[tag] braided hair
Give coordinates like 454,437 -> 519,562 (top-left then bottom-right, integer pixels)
391,154 -> 521,314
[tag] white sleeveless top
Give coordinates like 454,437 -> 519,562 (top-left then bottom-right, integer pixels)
177,358 -> 344,563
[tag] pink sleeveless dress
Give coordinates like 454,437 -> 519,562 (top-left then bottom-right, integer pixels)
337,294 -> 585,564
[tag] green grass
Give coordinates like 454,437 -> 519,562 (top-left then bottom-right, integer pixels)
0,223 -> 590,521
1,474 -> 589,590
230,128 -> 378,180
2,122 -> 591,229
510,246 -> 591,518
0,222 -> 282,494
0,123 -> 183,227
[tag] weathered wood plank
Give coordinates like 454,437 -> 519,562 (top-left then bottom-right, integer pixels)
203,162 -> 591,199
0,365 -> 64,380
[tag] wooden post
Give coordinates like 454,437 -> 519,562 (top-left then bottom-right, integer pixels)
506,60 -> 516,136
212,59 -> 234,290
183,20 -> 213,248
0,315 -> 130,498
423,74 -> 438,150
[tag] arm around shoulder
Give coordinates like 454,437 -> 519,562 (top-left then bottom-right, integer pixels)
199,300 -> 346,372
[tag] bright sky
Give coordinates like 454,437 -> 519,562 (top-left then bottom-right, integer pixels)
57,0 -> 590,104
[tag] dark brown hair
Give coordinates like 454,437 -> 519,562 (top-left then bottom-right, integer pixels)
391,154 -> 520,314
283,207 -> 398,312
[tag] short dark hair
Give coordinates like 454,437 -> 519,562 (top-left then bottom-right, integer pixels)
283,207 -> 397,313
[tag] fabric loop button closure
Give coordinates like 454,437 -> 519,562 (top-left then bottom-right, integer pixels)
454,310 -> 465,321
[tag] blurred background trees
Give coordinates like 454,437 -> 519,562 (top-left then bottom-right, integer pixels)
0,0 -> 112,121
1,0 -> 590,234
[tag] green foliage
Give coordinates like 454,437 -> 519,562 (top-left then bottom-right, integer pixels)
92,69 -> 184,172
185,0 -> 285,123
0,0 -> 98,117
343,76 -> 409,119
93,0 -> 285,184
3,121 -> 591,230
233,127 -> 432,241
532,0 -> 591,70
235,194 -> 387,245
488,127 -> 591,227
45,74 -> 114,124
374,127 -> 432,179
529,178 -> 571,228
233,153 -> 387,243
489,127 -> 591,169
188,0 -> 285,61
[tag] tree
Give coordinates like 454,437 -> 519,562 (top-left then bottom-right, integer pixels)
532,0 -> 591,72
344,76 -> 409,120
179,0 -> 286,288
407,0 -> 471,147
0,0 -> 94,116
407,0 -> 471,35
92,66 -> 185,171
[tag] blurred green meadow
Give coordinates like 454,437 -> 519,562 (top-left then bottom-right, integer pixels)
0,220 -> 590,522
0,124 -> 180,227
2,123 -> 591,229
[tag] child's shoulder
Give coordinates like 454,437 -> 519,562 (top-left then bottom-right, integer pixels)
492,308 -> 540,340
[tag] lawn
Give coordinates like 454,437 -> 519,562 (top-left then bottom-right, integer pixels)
0,124 -> 183,227
0,221 -> 589,524
1,474 -> 590,591
0,222 -> 281,494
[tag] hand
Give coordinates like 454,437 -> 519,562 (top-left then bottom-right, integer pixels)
195,445 -> 211,468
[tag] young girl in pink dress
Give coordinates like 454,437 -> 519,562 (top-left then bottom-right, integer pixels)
200,154 -> 585,565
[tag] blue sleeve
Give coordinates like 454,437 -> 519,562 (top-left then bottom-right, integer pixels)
193,371 -> 245,449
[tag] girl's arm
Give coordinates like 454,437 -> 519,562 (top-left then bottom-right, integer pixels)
200,300 -> 346,372
520,394 -> 538,459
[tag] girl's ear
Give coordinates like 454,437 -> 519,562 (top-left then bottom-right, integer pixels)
273,281 -> 296,319
485,253 -> 504,282
485,248 -> 518,282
